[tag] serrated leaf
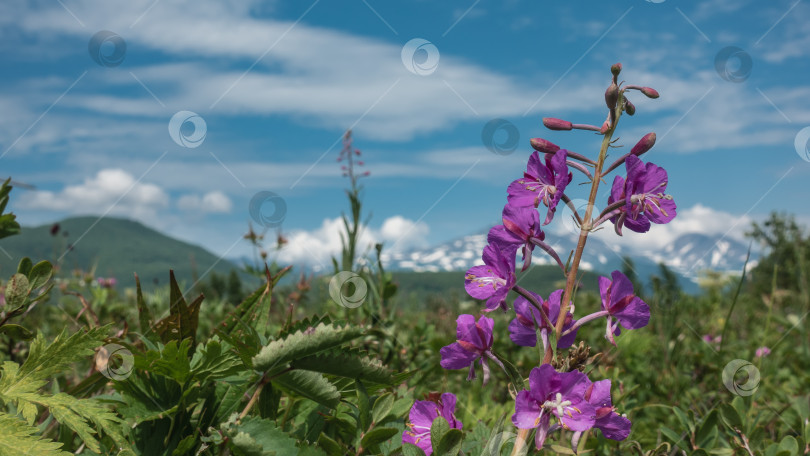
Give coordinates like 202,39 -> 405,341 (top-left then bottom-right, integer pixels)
291,349 -> 401,385
0,412 -> 70,456
272,370 -> 341,409
435,428 -> 463,456
372,393 -> 394,425
252,323 -> 364,373
223,415 -> 298,456
0,324 -> 34,340
360,427 -> 398,449
356,380 -> 371,432
134,274 -> 155,340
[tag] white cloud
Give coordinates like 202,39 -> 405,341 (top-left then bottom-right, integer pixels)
584,203 -> 753,252
19,168 -> 168,220
177,191 -> 233,213
275,215 -> 429,271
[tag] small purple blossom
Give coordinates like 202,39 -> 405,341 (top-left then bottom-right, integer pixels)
599,271 -> 650,345
464,244 -> 516,311
585,379 -> 631,441
755,346 -> 771,358
512,364 -> 595,450
608,155 -> 676,234
508,150 -> 572,225
488,204 -> 545,271
509,290 -> 578,350
402,392 -> 463,455
440,315 -> 496,383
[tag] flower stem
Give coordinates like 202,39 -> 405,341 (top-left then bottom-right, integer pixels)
554,95 -> 625,339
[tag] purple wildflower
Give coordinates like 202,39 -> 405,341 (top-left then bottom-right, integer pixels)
608,155 -> 676,234
440,315 -> 497,383
464,244 -> 516,311
585,379 -> 631,441
512,364 -> 595,450
488,204 -> 545,271
402,392 -> 463,455
509,290 -> 578,350
599,271 -> 650,345
508,150 -> 572,225
755,346 -> 771,358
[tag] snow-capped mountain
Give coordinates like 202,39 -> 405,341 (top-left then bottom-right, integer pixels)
381,229 -> 755,289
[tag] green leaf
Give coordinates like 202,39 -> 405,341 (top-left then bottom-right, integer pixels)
779,436 -> 799,455
27,261 -> 52,291
223,415 -> 298,456
548,444 -> 576,455
356,380 -> 371,432
252,323 -> 365,373
16,258 -> 32,277
660,426 -> 687,450
430,417 -> 450,454
257,382 -> 282,420
272,370 -> 341,409
402,443 -> 426,456
719,403 -> 742,431
4,274 -> 29,310
171,436 -> 196,456
672,407 -> 694,434
0,412 -> 70,456
435,429 -> 463,456
134,274 -> 155,340
317,433 -> 344,456
696,409 -> 718,446
372,393 -> 394,425
290,349 -> 401,385
0,324 -> 34,340
360,427 -> 399,449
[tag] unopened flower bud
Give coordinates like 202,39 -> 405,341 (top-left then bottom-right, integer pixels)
363,171 -> 370,176
611,63 -> 622,77
640,87 -> 659,99
605,82 -> 619,110
624,99 -> 636,116
543,117 -> 572,131
599,120 -> 610,134
530,138 -> 560,153
631,132 -> 656,156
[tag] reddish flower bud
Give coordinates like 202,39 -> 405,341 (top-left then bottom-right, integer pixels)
611,63 -> 622,77
543,117 -> 573,131
605,82 -> 619,110
530,138 -> 560,153
363,171 -> 370,176
640,87 -> 659,99
357,161 -> 364,166
355,149 -> 361,155
599,120 -> 610,134
625,99 -> 636,116
631,132 -> 656,156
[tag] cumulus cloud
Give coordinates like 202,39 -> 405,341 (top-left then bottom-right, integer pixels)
20,168 -> 168,220
275,215 -> 429,271
584,203 -> 753,253
177,191 -> 233,213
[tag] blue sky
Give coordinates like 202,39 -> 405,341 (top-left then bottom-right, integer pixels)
2,0 -> 809,269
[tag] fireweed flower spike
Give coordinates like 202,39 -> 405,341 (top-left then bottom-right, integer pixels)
440,314 -> 502,384
464,244 -> 516,311
509,289 -> 578,350
508,149 -> 572,224
599,270 -> 650,345
512,364 -> 595,450
570,379 -> 631,450
403,392 -> 463,455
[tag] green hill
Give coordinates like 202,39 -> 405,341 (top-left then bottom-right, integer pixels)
0,216 -> 242,291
